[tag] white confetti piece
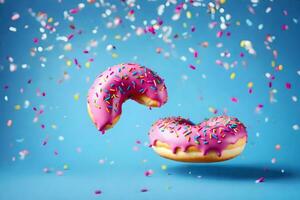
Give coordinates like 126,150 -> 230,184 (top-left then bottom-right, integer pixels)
9,26 -> 17,32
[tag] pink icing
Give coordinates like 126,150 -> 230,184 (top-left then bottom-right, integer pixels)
87,63 -> 168,132
149,116 -> 247,156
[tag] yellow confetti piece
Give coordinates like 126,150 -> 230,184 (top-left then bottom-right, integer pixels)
230,72 -> 236,80
114,35 -> 121,40
278,64 -> 283,71
48,17 -> 53,23
220,0 -> 226,4
85,62 -> 91,68
74,93 -> 80,101
112,53 -> 118,58
186,11 -> 192,19
14,105 -> 21,110
66,60 -> 72,67
271,61 -> 275,67
161,165 -> 167,170
248,82 -> 253,88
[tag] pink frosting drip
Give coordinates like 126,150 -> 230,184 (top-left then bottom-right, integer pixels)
87,63 -> 168,132
149,116 -> 247,156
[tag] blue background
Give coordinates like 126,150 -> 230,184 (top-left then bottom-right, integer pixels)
0,0 -> 300,199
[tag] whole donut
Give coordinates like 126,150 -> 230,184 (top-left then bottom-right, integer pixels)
87,63 -> 168,133
149,116 -> 247,162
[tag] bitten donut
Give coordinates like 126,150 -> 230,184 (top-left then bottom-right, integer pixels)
87,63 -> 168,133
149,116 -> 247,162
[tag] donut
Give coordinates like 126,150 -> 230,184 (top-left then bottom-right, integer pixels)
87,63 -> 168,133
149,116 -> 247,162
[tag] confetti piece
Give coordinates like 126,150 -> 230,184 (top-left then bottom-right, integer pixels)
230,72 -> 236,79
275,144 -> 281,150
140,188 -> 148,192
56,171 -> 63,176
11,12 -> 20,21
231,97 -> 238,103
144,170 -> 154,177
9,26 -> 17,32
43,168 -> 50,173
292,124 -> 299,131
161,165 -> 167,170
94,190 -> 102,195
189,64 -> 196,70
285,83 -> 291,89
58,136 -> 64,141
74,93 -> 80,101
19,150 -> 29,160
255,177 -> 265,183
240,40 -> 256,55
7,119 -> 13,127
63,164 -> 69,170
14,104 -> 21,110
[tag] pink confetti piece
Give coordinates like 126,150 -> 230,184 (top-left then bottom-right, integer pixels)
231,97 -> 238,103
255,177 -> 265,183
216,31 -> 223,38
189,64 -> 196,70
7,119 -> 13,127
144,169 -> 154,177
94,190 -> 102,195
282,24 -> 288,31
69,8 -> 79,14
33,37 -> 38,43
194,51 -> 198,58
147,26 -> 155,34
11,13 -> 20,21
285,82 -> 291,89
67,34 -> 74,41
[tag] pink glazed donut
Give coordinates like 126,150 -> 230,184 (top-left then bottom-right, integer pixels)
149,116 -> 247,162
87,63 -> 168,133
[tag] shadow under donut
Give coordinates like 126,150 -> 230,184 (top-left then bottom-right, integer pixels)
167,163 -> 298,181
